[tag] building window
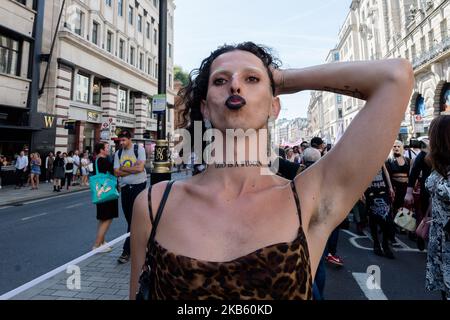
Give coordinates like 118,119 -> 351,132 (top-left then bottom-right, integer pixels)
153,0 -> 157,7
129,91 -> 135,114
338,109 -> 343,119
0,34 -> 20,76
118,0 -> 123,16
441,19 -> 448,40
147,58 -> 152,75
420,36 -> 426,54
15,0 -> 26,5
153,29 -> 157,45
411,44 -> 416,59
169,73 -> 172,88
128,6 -> 133,25
119,39 -> 124,59
138,15 -> 142,32
139,53 -> 144,70
92,77 -> 101,106
118,88 -> 127,112
76,72 -> 89,103
92,21 -> 99,45
130,46 -> 135,65
74,9 -> 84,36
336,95 -> 342,104
105,0 -> 112,7
146,22 -> 150,39
168,43 -> 172,58
106,31 -> 113,53
155,63 -> 158,79
428,29 -> 435,49
405,48 -> 409,60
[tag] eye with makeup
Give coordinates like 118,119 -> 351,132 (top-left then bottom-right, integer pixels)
247,76 -> 260,83
213,78 -> 227,86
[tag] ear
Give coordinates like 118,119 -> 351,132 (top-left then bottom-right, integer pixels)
270,96 -> 281,120
200,99 -> 210,121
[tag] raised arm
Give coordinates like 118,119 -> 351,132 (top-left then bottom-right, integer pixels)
275,59 -> 414,269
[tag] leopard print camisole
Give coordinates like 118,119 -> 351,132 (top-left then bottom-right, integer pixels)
145,181 -> 313,300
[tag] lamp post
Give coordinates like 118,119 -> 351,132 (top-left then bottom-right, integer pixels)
151,0 -> 171,185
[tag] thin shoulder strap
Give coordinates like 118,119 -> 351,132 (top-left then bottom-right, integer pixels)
146,180 -> 175,250
147,185 -> 154,225
290,181 -> 302,225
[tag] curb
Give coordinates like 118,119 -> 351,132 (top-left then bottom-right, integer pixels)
0,187 -> 90,207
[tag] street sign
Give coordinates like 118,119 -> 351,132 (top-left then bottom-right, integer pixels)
415,121 -> 425,133
100,130 -> 110,140
152,94 -> 167,113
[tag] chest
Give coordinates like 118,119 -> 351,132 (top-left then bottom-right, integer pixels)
155,190 -> 300,262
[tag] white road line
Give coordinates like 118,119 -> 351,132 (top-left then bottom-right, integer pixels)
22,190 -> 90,205
352,272 -> 388,300
65,203 -> 84,209
0,232 -> 130,300
21,212 -> 50,221
0,206 -> 12,210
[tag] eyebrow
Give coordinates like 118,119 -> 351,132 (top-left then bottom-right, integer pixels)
210,67 -> 265,78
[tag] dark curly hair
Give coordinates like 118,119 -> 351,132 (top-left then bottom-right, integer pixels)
428,115 -> 450,178
176,42 -> 281,153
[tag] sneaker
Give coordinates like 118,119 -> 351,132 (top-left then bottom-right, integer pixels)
92,243 -> 112,253
326,254 -> 344,266
117,252 -> 130,264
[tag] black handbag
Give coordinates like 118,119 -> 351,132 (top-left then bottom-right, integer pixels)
136,180 -> 175,301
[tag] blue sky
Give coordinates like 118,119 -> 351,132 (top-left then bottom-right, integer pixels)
174,0 -> 351,119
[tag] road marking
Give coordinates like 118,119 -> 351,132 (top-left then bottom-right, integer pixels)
21,212 -> 50,221
352,272 -> 388,300
0,232 -> 130,300
341,229 -> 373,251
0,206 -> 12,210
65,203 -> 84,209
22,190 -> 90,205
342,229 -> 426,253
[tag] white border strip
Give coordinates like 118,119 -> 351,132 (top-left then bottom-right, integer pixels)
0,232 -> 129,300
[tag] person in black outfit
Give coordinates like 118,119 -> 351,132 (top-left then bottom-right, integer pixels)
53,152 -> 65,192
404,138 -> 432,251
92,142 -> 119,250
365,165 -> 396,259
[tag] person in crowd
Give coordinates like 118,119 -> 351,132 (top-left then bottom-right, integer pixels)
292,146 -> 301,164
30,152 -> 41,190
80,152 -> 91,186
386,140 -> 411,242
364,165 -> 396,258
424,115 -> 450,300
129,42 -> 413,299
25,153 -> 34,188
53,151 -> 65,192
404,137 -> 432,251
92,142 -> 119,252
14,150 -> 28,189
286,148 -> 297,162
311,137 -> 326,156
114,130 -> 147,264
72,150 -> 81,186
64,151 -> 74,190
45,152 -> 54,183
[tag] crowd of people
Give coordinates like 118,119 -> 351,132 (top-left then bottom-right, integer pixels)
6,149 -> 95,192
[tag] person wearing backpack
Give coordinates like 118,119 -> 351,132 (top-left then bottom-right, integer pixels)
114,130 -> 147,264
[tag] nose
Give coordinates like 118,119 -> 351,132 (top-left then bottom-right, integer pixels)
230,74 -> 241,95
